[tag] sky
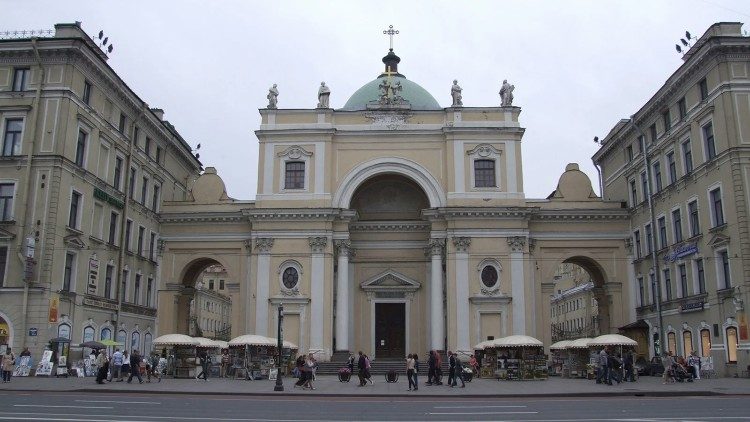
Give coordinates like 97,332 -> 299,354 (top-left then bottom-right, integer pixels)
3,0 -> 750,200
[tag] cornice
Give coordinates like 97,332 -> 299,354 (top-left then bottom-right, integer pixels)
349,221 -> 430,232
423,207 -> 535,220
532,209 -> 630,221
159,212 -> 245,224
243,208 -> 346,221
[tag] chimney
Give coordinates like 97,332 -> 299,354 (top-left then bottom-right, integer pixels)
150,108 -> 165,120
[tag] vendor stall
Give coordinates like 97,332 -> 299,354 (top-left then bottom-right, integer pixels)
152,334 -> 198,378
566,337 -> 594,378
549,340 -> 572,377
490,335 -> 547,381
266,338 -> 298,375
473,340 -> 496,378
227,334 -> 276,380
588,334 -> 638,382
192,337 -> 222,378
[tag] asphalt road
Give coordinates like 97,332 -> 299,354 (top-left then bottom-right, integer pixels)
0,391 -> 747,421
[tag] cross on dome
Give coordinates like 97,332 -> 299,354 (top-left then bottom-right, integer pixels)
383,25 -> 399,51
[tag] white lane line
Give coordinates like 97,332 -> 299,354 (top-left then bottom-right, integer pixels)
13,405 -> 114,409
434,405 -> 527,408
428,411 -> 539,415
75,400 -> 161,404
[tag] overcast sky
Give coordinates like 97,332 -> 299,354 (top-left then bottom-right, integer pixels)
4,0 -> 750,200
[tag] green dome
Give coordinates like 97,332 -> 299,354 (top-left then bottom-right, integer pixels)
341,75 -> 442,111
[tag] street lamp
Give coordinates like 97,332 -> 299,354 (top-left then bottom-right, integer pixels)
274,303 -> 284,392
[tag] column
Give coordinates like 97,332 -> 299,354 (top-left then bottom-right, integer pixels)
453,237 -> 471,352
309,237 -> 327,354
334,240 -> 351,352
254,237 -> 273,336
428,239 -> 445,351
508,236 -> 526,335
625,238 -> 638,324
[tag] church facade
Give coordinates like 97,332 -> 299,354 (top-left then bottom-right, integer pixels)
158,49 -> 632,360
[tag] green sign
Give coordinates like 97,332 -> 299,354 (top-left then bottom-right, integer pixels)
94,187 -> 124,209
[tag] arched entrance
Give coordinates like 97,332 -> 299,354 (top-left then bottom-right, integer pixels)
0,311 -> 13,348
549,258 -> 610,342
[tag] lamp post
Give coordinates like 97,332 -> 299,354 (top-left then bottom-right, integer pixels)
274,303 -> 284,392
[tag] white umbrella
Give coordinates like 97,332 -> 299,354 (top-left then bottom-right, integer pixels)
567,338 -> 594,349
266,338 -> 298,350
474,340 -> 494,350
492,335 -> 543,348
228,334 -> 275,347
214,340 -> 229,349
192,337 -> 221,348
549,340 -> 573,350
152,334 -> 199,346
588,334 -> 638,347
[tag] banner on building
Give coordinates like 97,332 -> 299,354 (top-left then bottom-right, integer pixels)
739,312 -> 748,341
48,294 -> 59,323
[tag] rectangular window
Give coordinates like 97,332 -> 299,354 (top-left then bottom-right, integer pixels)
645,224 -> 653,254
209,280 -> 214,290
474,159 -> 496,187
118,113 -> 126,134
132,126 -> 139,146
137,226 -> 145,256
699,78 -> 708,101
634,230 -> 642,259
128,167 -> 136,198
710,187 -> 724,227
678,97 -> 687,119
144,137 -> 152,157
69,191 -> 81,229
284,161 -> 305,189
121,269 -> 128,303
626,145 -> 633,162
696,258 -> 706,294
92,203 -> 103,239
113,156 -> 123,191
679,264 -> 688,298
0,183 -> 14,221
83,80 -> 92,105
700,329 -> 711,357
703,122 -> 716,161
104,264 -> 113,299
641,172 -> 648,200
146,278 -> 153,307
662,109 -> 671,131
12,68 -> 30,91
134,274 -> 141,305
155,146 -> 162,164
108,211 -> 118,244
727,327 -> 738,363
719,250 -> 731,289
667,152 -> 677,184
682,139 -> 693,174
97,143 -> 110,179
629,180 -> 638,207
152,184 -> 160,211
125,220 -> 132,251
75,129 -> 87,167
650,273 -> 657,304
637,135 -> 644,153
219,280 -> 225,290
664,268 -> 672,301
653,162 -> 662,192
672,208 -> 683,243
649,124 -> 657,143
63,252 -> 75,291
141,176 -> 148,204
688,200 -> 700,236
2,118 -> 23,156
149,232 -> 156,261
658,216 -> 667,250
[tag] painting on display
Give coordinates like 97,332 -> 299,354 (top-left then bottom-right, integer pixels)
13,356 -> 31,377
35,350 -> 53,376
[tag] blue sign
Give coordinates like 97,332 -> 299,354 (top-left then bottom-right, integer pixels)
664,243 -> 698,262
28,328 -> 38,337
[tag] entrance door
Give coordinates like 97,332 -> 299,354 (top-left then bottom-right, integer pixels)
375,303 -> 405,358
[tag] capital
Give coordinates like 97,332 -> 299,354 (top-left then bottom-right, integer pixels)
452,236 -> 471,253
425,238 -> 445,257
507,236 -> 526,252
334,239 -> 354,257
309,236 -> 328,253
254,237 -> 274,253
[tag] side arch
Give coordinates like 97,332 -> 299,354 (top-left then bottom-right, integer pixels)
332,157 -> 446,208
0,310 -> 15,348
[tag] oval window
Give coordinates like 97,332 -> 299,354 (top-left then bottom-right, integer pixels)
481,266 -> 498,288
282,267 -> 299,289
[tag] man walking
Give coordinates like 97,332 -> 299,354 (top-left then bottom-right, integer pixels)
127,349 -> 143,384
197,350 -> 210,381
110,348 -> 123,382
426,350 -> 436,385
95,350 -> 108,384
357,351 -> 367,386
451,352 -> 465,387
447,351 -> 455,387
596,347 -> 609,385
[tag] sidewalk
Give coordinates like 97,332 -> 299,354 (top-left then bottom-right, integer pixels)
0,374 -> 748,397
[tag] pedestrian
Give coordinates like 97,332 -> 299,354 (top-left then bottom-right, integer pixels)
412,353 -> 419,391
688,351 -> 701,380
302,353 -> 316,390
434,351 -> 443,385
406,354 -> 415,391
20,348 -> 31,358
294,355 -> 306,388
452,352 -> 466,387
121,350 -> 130,381
95,350 -> 108,384
147,353 -> 161,382
596,347 -> 609,385
447,350 -> 456,387
196,350 -> 210,381
609,353 -> 622,384
220,349 -> 230,378
347,353 -> 355,374
662,351 -> 675,384
468,354 -> 479,378
623,350 -> 635,382
2,348 -> 15,383
127,349 -> 143,384
426,350 -> 436,385
364,354 -> 373,384
357,351 -> 367,386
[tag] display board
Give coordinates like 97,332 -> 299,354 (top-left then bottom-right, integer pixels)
35,350 -> 53,376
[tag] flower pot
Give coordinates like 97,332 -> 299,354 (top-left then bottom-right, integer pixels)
385,370 -> 399,383
338,372 -> 351,382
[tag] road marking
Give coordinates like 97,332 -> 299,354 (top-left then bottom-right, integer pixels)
434,405 -> 527,408
75,400 -> 161,404
428,411 -> 539,415
13,405 -> 114,409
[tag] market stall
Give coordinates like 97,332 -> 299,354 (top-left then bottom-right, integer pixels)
152,334 -> 199,378
192,337 -> 222,378
565,337 -> 594,378
227,334 -> 276,380
490,335 -> 547,381
266,338 -> 298,376
473,340 -> 496,378
588,334 -> 638,382
548,340 -> 572,377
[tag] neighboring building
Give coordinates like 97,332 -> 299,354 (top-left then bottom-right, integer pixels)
0,23 -> 201,360
593,22 -> 750,375
191,265 -> 231,340
550,264 -> 599,341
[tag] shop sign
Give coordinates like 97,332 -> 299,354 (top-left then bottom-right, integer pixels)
48,294 -> 59,323
680,300 -> 704,313
664,243 -> 698,262
87,254 -> 99,295
93,187 -> 124,209
28,328 -> 37,337
83,297 -> 119,311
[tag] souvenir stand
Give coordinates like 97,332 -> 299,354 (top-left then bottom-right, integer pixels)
152,334 -> 199,378
490,335 -> 547,381
267,338 -> 298,376
548,340 -> 572,377
473,340 -> 496,378
588,334 -> 638,382
227,335 -> 276,380
565,338 -> 593,378
192,337 -> 221,378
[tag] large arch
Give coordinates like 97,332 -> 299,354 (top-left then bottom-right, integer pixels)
332,157 -> 446,208
0,310 -> 15,348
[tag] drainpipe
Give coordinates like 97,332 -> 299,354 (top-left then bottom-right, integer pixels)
18,38 -> 47,349
629,116 -> 666,358
591,157 -> 604,198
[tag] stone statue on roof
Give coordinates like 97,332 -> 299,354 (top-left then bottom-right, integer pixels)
267,84 -> 279,109
317,82 -> 331,108
499,79 -> 514,107
451,79 -> 463,107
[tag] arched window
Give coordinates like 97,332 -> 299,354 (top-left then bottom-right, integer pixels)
682,330 -> 693,356
700,329 -> 711,357
100,327 -> 112,341
144,333 -> 152,354
57,323 -> 71,340
726,327 -> 738,363
117,329 -> 127,349
83,326 -> 95,343
131,332 -> 140,352
667,332 -> 677,355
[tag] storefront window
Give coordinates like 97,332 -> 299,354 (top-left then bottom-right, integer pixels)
726,327 -> 738,363
700,329 -> 711,357
682,331 -> 693,356
100,327 -> 112,341
83,326 -> 95,343
131,332 -> 140,352
667,332 -> 677,355
117,329 -> 127,348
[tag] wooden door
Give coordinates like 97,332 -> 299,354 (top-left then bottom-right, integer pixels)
375,303 -> 405,358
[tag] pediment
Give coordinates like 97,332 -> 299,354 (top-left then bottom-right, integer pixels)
707,232 -> 730,248
360,269 -> 421,292
63,234 -> 86,249
0,227 -> 16,240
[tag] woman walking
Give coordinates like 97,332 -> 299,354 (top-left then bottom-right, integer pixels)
412,353 -> 419,390
302,353 -> 316,390
2,348 -> 15,383
406,354 -> 415,391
